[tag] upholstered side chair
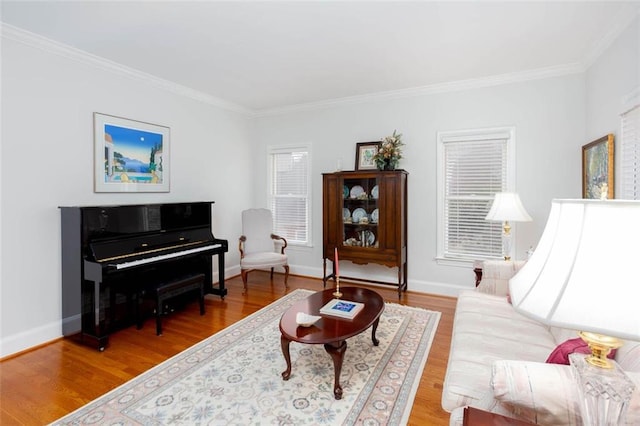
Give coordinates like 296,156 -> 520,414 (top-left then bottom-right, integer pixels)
238,208 -> 289,292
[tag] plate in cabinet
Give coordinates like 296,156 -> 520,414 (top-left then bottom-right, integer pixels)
364,230 -> 375,246
371,185 -> 379,199
352,208 -> 367,223
350,185 -> 364,198
371,208 -> 379,223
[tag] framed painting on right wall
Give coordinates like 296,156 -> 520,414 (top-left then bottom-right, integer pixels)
582,134 -> 614,199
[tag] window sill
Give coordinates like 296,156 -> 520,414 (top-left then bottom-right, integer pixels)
435,256 -> 479,268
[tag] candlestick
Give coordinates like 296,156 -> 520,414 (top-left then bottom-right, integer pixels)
333,276 -> 342,298
333,247 -> 342,298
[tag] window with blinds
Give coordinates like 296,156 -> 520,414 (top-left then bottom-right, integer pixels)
268,145 -> 311,246
436,128 -> 514,263
621,105 -> 640,200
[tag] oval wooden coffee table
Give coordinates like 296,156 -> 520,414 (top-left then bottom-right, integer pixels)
279,286 -> 384,400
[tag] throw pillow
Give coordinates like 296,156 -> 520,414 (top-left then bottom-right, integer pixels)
546,337 -> 616,365
491,361 -> 582,425
491,360 -> 640,426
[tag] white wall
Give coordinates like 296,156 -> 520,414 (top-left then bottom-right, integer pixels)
252,74 -> 586,296
585,14 -> 639,197
0,36 -> 252,357
2,13 -> 636,358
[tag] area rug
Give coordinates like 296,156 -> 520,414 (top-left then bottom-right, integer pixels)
52,289 -> 441,425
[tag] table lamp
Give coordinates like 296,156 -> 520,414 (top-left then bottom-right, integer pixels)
509,199 -> 639,425
485,192 -> 532,260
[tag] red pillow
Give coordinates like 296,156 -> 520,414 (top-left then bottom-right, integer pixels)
546,337 -> 617,364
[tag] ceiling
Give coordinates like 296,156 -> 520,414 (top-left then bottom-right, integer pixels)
2,1 -> 639,114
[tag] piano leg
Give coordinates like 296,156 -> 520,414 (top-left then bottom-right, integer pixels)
79,279 -> 109,351
217,251 -> 227,299
208,252 -> 227,299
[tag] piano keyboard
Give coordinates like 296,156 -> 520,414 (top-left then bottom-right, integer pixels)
112,244 -> 222,270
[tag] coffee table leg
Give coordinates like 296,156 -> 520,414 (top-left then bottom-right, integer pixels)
324,340 -> 347,400
371,317 -> 380,346
281,334 -> 292,380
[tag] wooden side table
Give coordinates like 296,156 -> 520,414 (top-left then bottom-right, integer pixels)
463,407 -> 535,425
474,266 -> 483,287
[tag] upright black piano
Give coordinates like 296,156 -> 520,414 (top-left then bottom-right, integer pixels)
60,201 -> 228,350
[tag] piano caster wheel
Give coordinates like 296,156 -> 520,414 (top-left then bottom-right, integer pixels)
99,346 -> 105,352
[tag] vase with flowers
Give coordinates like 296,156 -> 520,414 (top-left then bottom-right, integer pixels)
374,130 -> 404,170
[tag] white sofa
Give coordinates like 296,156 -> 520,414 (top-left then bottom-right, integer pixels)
442,260 -> 640,425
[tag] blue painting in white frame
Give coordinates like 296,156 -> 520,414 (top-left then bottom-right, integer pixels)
94,113 -> 170,192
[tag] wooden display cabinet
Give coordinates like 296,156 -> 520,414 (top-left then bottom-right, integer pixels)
322,170 -> 408,297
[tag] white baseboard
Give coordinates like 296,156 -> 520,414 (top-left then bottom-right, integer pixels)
0,321 -> 61,359
285,264 -> 469,298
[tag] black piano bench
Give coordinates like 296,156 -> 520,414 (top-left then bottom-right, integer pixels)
152,273 -> 205,336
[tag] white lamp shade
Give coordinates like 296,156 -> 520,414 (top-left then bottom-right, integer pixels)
509,199 -> 640,341
485,192 -> 533,222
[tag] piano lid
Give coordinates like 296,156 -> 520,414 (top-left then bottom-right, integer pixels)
80,202 -> 215,243
59,201 -> 219,262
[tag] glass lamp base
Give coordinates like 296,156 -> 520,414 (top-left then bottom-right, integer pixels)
502,223 -> 512,260
570,353 -> 636,425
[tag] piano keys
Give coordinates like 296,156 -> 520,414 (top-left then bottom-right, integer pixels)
60,201 -> 228,351
111,243 -> 222,270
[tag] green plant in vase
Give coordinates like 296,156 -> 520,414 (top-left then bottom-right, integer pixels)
374,130 -> 404,170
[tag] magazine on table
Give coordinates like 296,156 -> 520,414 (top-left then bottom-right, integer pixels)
319,299 -> 365,319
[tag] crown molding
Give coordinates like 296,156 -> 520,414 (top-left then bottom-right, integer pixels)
3,11 -> 632,120
253,63 -> 585,117
1,23 -> 253,116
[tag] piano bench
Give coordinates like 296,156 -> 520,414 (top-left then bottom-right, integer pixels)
149,273 -> 206,336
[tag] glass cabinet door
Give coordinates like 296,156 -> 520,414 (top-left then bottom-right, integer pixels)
341,176 -> 379,249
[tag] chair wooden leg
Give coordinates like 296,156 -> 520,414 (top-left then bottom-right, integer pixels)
241,269 -> 249,293
283,265 -> 290,288
270,267 -> 274,280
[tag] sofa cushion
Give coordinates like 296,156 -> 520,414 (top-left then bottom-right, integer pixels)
441,290 -> 558,412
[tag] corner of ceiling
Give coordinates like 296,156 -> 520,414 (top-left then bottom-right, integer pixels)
581,4 -> 640,71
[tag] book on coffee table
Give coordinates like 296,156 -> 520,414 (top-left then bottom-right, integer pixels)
319,299 -> 365,319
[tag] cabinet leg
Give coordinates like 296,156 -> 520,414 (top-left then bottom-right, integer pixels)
322,258 -> 327,288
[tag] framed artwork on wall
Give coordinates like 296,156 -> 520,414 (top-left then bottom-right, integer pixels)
582,134 -> 614,199
355,142 -> 380,170
94,113 -> 170,193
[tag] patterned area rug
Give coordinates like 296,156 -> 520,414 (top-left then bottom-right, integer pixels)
52,289 -> 441,425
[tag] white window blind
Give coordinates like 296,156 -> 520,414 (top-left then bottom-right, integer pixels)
621,105 -> 640,200
268,145 -> 311,246
437,128 -> 513,262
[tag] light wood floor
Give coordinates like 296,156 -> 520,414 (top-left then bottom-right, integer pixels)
0,274 -> 456,425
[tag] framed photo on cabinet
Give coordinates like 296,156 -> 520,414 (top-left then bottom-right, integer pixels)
94,113 -> 170,193
355,142 -> 380,170
582,134 -> 614,199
